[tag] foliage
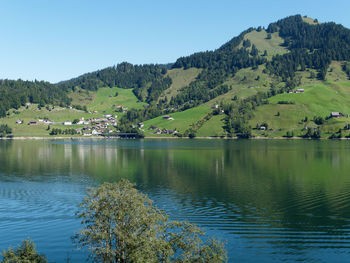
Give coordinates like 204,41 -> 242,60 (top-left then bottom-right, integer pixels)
343,62 -> 350,79
72,104 -> 88,112
285,131 -> 294,138
223,91 -> 270,137
0,124 -> 12,137
313,116 -> 325,125
117,124 -> 145,138
72,119 -> 80,124
49,128 -> 77,135
171,28 -> 266,109
58,62 -> 172,103
1,238 -> 47,263
266,15 -> 350,81
184,112 -> 213,137
119,105 -> 163,126
0,79 -> 71,118
303,127 -> 321,139
74,180 -> 227,263
277,101 -> 295,104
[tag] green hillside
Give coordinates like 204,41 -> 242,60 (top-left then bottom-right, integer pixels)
196,115 -> 226,137
87,86 -> 147,113
0,86 -> 145,137
239,30 -> 288,59
143,105 -> 211,136
159,68 -> 201,101
250,78 -> 350,137
0,105 -> 92,137
3,15 -> 350,139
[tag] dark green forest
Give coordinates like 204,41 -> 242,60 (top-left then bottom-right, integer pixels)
265,15 -> 350,80
0,80 -> 71,117
57,62 -> 172,103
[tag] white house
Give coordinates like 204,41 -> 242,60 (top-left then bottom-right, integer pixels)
92,129 -> 100,135
64,121 -> 72,126
331,112 -> 343,118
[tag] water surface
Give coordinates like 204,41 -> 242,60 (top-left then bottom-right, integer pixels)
1,139 -> 350,262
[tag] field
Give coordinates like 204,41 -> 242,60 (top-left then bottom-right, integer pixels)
239,29 -> 288,59
159,68 -> 201,101
302,16 -> 320,25
196,115 -> 226,137
69,87 -> 95,106
250,79 -> 350,137
143,105 -> 211,136
205,66 -> 273,106
0,105 -> 93,137
87,86 -> 147,113
0,86 -> 146,137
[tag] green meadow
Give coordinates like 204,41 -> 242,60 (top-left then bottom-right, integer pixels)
196,114 -> 226,137
0,105 -> 92,137
239,29 -> 288,59
250,80 -> 350,137
143,105 -> 211,136
87,86 -> 147,113
159,68 -> 201,101
207,66 -> 272,105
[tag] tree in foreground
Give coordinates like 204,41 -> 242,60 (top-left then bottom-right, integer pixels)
1,238 -> 47,263
74,179 -> 227,263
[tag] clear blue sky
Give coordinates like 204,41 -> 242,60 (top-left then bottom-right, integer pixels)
1,0 -> 350,83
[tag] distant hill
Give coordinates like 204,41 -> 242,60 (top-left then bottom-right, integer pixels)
3,14 -> 350,138
0,79 -> 71,118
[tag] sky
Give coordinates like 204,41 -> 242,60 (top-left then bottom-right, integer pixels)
1,0 -> 350,83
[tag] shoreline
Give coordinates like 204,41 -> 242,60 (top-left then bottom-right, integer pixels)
1,136 -> 350,140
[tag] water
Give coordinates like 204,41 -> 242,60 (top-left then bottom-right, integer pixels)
1,139 -> 350,262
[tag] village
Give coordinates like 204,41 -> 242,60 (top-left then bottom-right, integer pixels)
14,110 -> 180,136
17,114 -> 119,136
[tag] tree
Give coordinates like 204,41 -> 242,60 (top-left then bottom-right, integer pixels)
285,131 -> 294,138
314,116 -> 324,125
1,238 -> 47,263
250,44 -> 258,57
0,124 -> 12,137
74,180 -> 227,263
236,125 -> 252,139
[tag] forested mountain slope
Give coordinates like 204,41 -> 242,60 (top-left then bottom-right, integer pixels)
2,15 -> 350,138
0,80 -> 71,118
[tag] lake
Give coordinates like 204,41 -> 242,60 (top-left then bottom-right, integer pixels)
1,139 -> 350,262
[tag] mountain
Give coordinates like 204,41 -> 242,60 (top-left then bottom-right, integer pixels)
2,14 -> 350,138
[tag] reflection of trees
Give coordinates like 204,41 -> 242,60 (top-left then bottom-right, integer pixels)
2,140 -> 350,250
135,140 -> 350,241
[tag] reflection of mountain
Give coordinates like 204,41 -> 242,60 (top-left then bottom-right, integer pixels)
2,139 -> 350,261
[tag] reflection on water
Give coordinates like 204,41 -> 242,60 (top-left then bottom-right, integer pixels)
1,139 -> 350,262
